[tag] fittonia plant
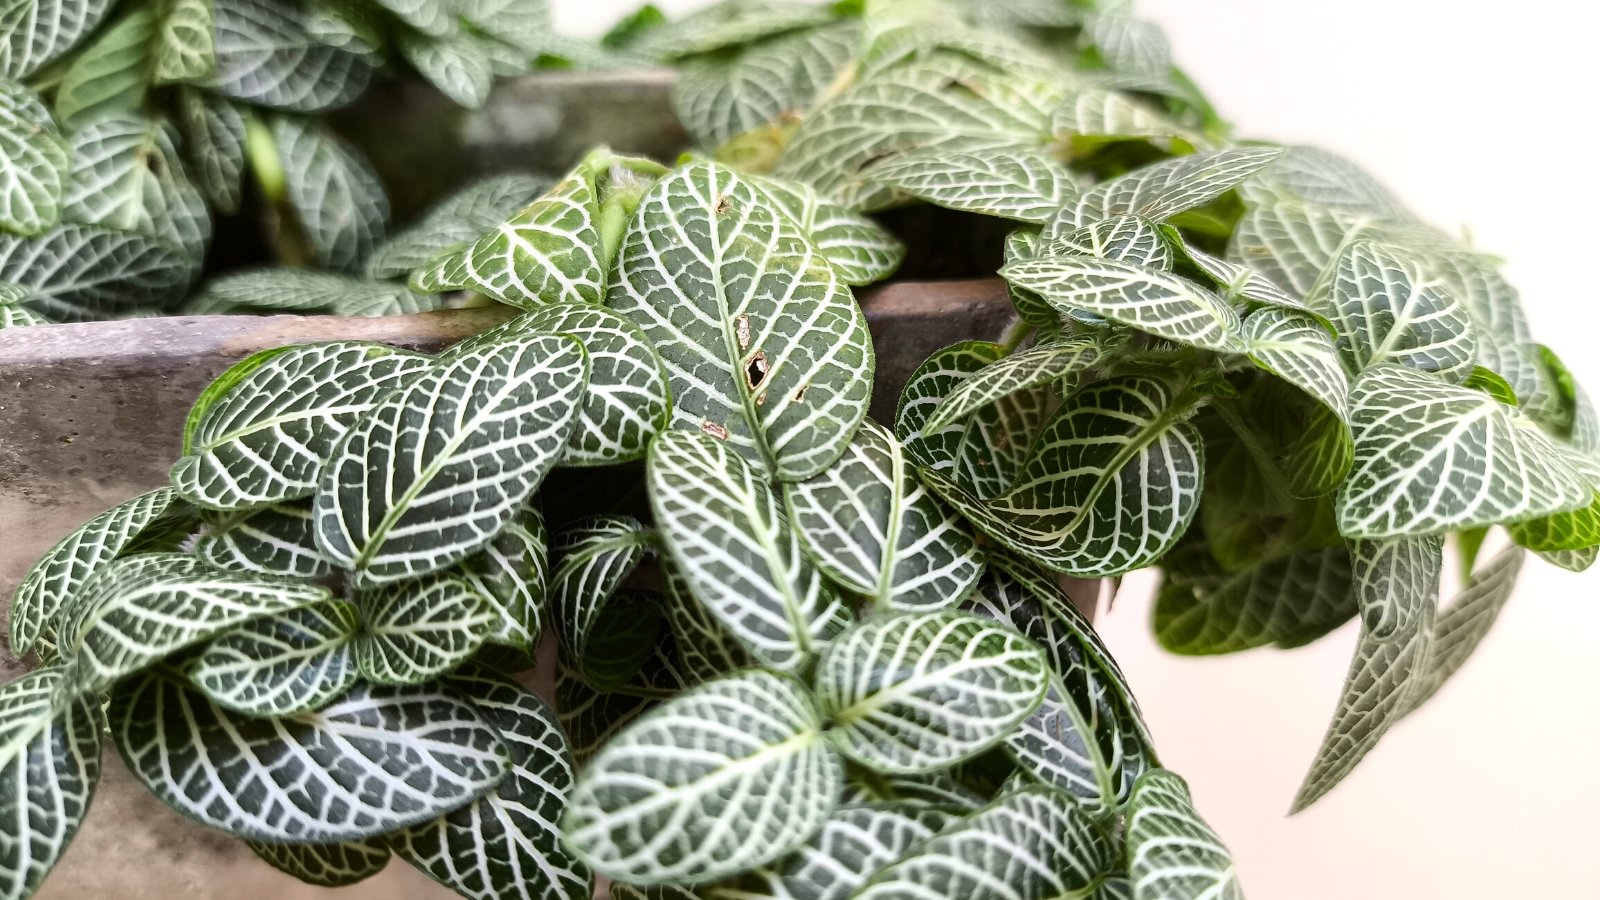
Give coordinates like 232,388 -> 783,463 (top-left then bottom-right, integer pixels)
3,0 -> 1597,898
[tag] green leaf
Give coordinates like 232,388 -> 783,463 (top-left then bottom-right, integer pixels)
562,669 -> 843,885
453,505 -> 547,649
211,0 -> 377,111
745,170 -> 905,286
411,162 -> 605,307
60,113 -> 212,252
0,221 -> 196,320
187,268 -> 437,316
1044,214 -> 1173,270
609,160 -> 874,480
355,573 -> 496,685
187,599 -> 360,716
854,786 -> 1116,900
1085,14 -> 1171,77
10,486 -> 178,658
838,769 -> 987,811
1051,85 -> 1197,147
455,0 -> 553,56
644,0 -> 833,59
1465,365 -> 1520,407
1126,769 -> 1242,900
112,670 -> 511,841
196,501 -> 333,579
661,557 -> 751,683
271,116 -> 389,272
57,553 -> 331,694
816,609 -> 1049,774
1290,536 -> 1441,811
1336,364 -> 1593,538
153,0 -> 216,83
865,147 -> 1077,224
0,0 -> 116,78
1229,199 -> 1374,298
314,334 -> 588,584
0,666 -> 103,900
702,805 -> 937,900
896,341 -> 1050,502
784,419 -> 984,611
1237,145 -> 1407,219
1508,493 -> 1600,552
1069,147 -> 1281,226
0,297 -> 44,326
924,337 -> 1104,432
175,87 -> 247,214
648,429 -> 851,674
550,515 -> 661,690
398,28 -> 495,109
1245,307 -> 1350,420
1538,545 -> 1596,572
1403,544 -> 1525,715
1002,256 -> 1247,353
0,80 -> 68,235
365,173 -> 548,280
1155,544 -> 1354,654
172,340 -> 433,510
673,20 -> 858,148
249,838 -> 390,888
1318,240 -> 1477,381
1181,242 -> 1325,323
50,8 -> 153,127
391,669 -> 593,900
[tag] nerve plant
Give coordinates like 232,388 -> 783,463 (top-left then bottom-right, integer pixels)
5,0 -> 1599,899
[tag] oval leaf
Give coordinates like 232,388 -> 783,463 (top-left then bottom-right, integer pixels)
187,599 -> 360,717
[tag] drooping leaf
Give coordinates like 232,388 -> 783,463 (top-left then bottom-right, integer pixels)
187,599 -> 361,717
50,8 -> 153,128
390,669 -> 593,900
314,334 -> 588,584
152,0 -> 216,83
365,173 -> 549,280
453,505 -> 547,649
211,0 -> 377,111
1155,544 -> 1354,654
1245,307 -> 1350,420
60,113 -> 212,252
1403,544 -> 1525,715
1318,240 -> 1477,381
175,87 -> 247,213
0,80 -> 68,236
0,222 -> 196,320
1126,769 -> 1243,900
647,429 -> 850,674
865,147 -> 1077,224
0,0 -> 116,78
550,515 -> 661,690
271,116 -> 389,272
10,486 -> 178,658
608,160 -> 874,480
249,838 -> 391,888
171,340 -> 433,510
398,29 -> 496,109
815,609 -> 1049,774
1336,364 -> 1592,538
56,553 -> 331,694
186,268 -> 438,316
0,666 -> 102,900
355,573 -> 496,686
854,787 -> 1116,900
112,671 -> 511,842
702,805 -> 937,900
1181,242 -> 1323,321
562,669 -> 843,885
1067,147 -> 1281,227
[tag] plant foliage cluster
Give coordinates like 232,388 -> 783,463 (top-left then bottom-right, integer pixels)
4,1 -> 1598,899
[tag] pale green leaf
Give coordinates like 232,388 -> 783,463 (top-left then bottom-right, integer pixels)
864,147 -> 1077,224
373,0 -> 452,35
744,170 -> 905,286
647,429 -> 851,674
1237,145 -> 1407,219
272,116 -> 389,272
211,0 -> 377,111
1126,769 -> 1242,900
1051,85 -> 1198,147
924,337 -> 1103,433
1229,199 -> 1375,298
1086,14 -> 1170,77
60,113 -> 212,252
562,669 -> 843,885
0,80 -> 68,235
399,28 -> 495,109
1155,545 -> 1354,654
816,609 -> 1049,774
0,297 -> 44,326
1245,307 -> 1350,420
1043,214 -> 1173,269
0,0 -> 116,78
643,0 -> 832,59
313,334 -> 588,584
50,9 -> 152,128
153,0 -> 216,83
174,87 -> 247,214
187,599 -> 360,717
1181,242 -> 1323,322
365,173 -> 548,280
609,160 -> 873,480
187,268 -> 438,316
1069,147 -> 1281,227
1403,544 -> 1525,715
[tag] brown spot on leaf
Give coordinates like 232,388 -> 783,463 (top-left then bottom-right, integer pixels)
702,420 -> 730,440
735,314 -> 751,350
714,195 -> 732,215
756,391 -> 768,406
793,384 -> 810,403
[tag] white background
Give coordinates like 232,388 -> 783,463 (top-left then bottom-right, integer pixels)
558,2 -> 1600,896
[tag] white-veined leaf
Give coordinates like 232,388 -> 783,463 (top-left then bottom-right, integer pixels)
1238,145 -> 1407,219
1003,256 -> 1247,353
1319,240 -> 1477,381
896,341 -> 1050,502
562,669 -> 843,885
196,501 -> 333,579
554,636 -> 691,767
152,0 -> 215,83
455,0 -> 553,56
1043,214 -> 1173,269
187,599 -> 360,717
211,0 -> 377,111
313,334 -> 588,584
1245,307 -> 1350,420
1068,147 -> 1281,227
815,609 -> 1049,774
0,297 -> 43,326
0,80 -> 68,236
784,420 -> 983,611
355,573 -> 496,685
454,505 -> 547,649
854,786 -> 1116,900
702,805 -> 936,900
391,669 -> 592,900
744,170 -> 905,286
112,671 -> 510,841
0,0 -> 115,78
172,340 -> 433,510
49,8 -> 151,128
642,0 -> 832,59
1085,13 -> 1171,77
608,160 -> 873,480
1051,85 -> 1198,147
0,222 -> 196,320
864,147 -> 1077,224
550,515 -> 661,690
271,116 -> 388,272
1336,364 -> 1592,538
57,553 -> 331,694
175,87 -> 246,214
9,486 -> 178,658
1181,241 -> 1324,321
924,337 -> 1103,432
186,268 -> 438,316
1154,544 -> 1355,654
661,557 -> 751,683
1229,199 -> 1375,298
0,666 -> 102,900
60,112 -> 211,252
366,173 -> 549,280
249,838 -> 390,888
1290,536 -> 1441,811
647,429 -> 850,674
1403,544 -> 1525,715
398,28 -> 495,109
1126,769 -> 1242,900
838,769 -> 987,811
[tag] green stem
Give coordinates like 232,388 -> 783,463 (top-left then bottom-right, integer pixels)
999,319 -> 1036,353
